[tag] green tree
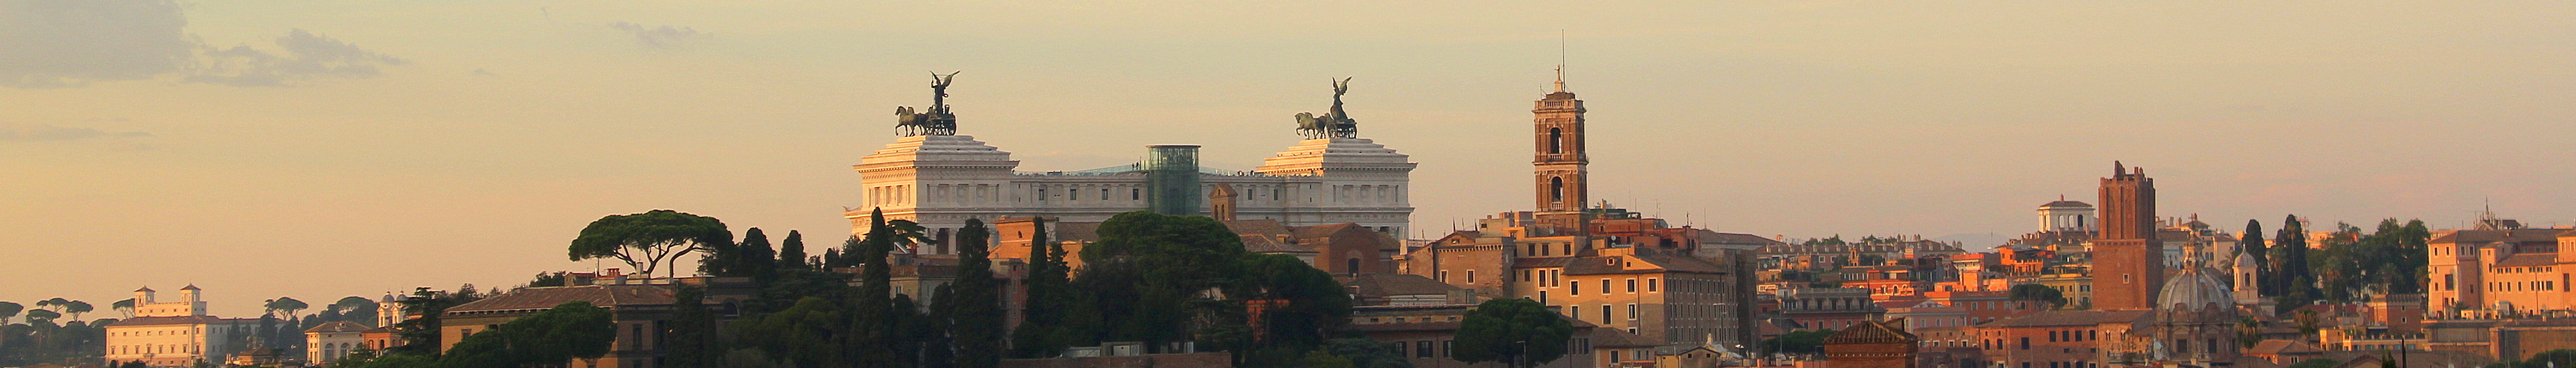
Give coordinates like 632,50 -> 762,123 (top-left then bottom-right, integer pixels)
666,287 -> 724,368
2242,220 -> 2271,295
568,209 -> 733,279
1240,253 -> 1353,348
25,309 -> 61,324
61,300 -> 92,322
1451,298 -> 1574,368
896,294 -> 938,368
735,297 -> 846,368
1463,298 -> 1576,368
946,219 -> 1003,368
435,300 -> 616,368
329,296 -> 380,326
0,301 -> 20,325
388,287 -> 483,356
1297,350 -> 1356,368
1760,329 -> 1836,354
266,297 -> 309,318
2009,284 -> 2068,308
779,230 -> 809,269
1010,218 -> 1069,358
1318,338 -> 1412,368
850,208 -> 899,368
109,298 -> 138,319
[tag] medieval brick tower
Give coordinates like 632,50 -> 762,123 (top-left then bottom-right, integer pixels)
1533,68 -> 1588,219
2093,161 -> 2163,310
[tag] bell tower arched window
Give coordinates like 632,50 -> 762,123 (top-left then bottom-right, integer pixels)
1550,177 -> 1565,202
1548,128 -> 1563,154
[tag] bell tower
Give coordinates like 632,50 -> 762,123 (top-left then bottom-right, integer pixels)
1533,67 -> 1588,217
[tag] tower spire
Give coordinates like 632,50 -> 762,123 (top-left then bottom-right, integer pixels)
1554,29 -> 1567,93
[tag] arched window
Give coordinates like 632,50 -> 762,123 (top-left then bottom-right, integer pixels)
1346,258 -> 1362,274
1550,177 -> 1565,202
1548,128 -> 1563,154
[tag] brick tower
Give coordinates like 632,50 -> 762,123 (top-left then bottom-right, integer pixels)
2093,161 -> 2163,310
1533,67 -> 1588,220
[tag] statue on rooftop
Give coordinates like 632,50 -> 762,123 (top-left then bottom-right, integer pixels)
896,72 -> 961,137
1293,77 -> 1360,139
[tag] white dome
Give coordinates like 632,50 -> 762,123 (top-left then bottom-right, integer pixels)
2156,268 -> 2234,311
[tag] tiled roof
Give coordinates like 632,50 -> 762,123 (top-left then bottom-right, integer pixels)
1697,231 -> 1786,246
2430,229 -> 2565,244
304,321 -> 371,333
445,285 -> 676,313
1993,310 -> 2149,327
1054,222 -> 1103,242
1514,257 -> 1575,268
1823,318 -> 1917,344
2246,339 -> 2324,355
1336,274 -> 1459,297
1222,220 -> 1292,237
2494,253 -> 2558,267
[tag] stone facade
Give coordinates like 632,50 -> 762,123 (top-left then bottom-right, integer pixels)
104,286 -> 252,368
848,134 -> 1415,255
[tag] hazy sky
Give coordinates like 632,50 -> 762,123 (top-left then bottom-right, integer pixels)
5,0 -> 2572,317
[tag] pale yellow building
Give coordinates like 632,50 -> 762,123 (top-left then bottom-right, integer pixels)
103,285 -> 251,368
306,321 -> 371,364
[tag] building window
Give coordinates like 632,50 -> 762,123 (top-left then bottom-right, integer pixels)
1394,341 -> 1407,357
1627,303 -> 1639,319
1572,279 -> 1581,294
1599,280 -> 1610,295
1550,177 -> 1565,202
1467,270 -> 1475,283
1549,128 -> 1563,154
1648,278 -> 1659,292
1627,279 -> 1638,293
1417,341 -> 1434,358
1600,305 -> 1612,324
1439,271 -> 1449,283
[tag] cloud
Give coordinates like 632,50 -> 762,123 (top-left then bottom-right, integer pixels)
187,29 -> 408,87
606,21 -> 706,49
0,124 -> 153,142
0,0 -> 196,88
0,0 -> 403,88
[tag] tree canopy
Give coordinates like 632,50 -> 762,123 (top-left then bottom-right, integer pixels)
1451,298 -> 1574,368
436,300 -> 616,368
568,209 -> 732,278
2008,284 -> 2068,308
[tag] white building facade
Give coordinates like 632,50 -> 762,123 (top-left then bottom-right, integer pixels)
847,134 -> 1416,254
105,285 -> 248,368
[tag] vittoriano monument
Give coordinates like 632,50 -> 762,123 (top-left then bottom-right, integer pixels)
895,72 -> 961,137
1293,77 -> 1361,139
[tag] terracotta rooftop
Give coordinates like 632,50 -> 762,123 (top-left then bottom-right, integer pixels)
304,321 -> 371,333
1336,274 -> 1459,297
2246,339 -> 2325,355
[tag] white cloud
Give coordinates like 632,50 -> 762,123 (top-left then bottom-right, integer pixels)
606,21 -> 706,49
0,0 -> 403,88
0,0 -> 194,87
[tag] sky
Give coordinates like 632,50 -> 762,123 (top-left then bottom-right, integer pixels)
3,0 -> 2573,317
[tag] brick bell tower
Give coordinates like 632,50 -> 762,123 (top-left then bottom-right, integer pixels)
1533,67 -> 1588,226
2093,161 -> 2163,310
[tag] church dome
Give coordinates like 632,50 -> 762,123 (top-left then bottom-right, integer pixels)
2155,268 -> 2234,311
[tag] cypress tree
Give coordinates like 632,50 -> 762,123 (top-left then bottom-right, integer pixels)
920,287 -> 956,368
1010,218 -> 1067,358
949,219 -> 1003,368
2242,220 -> 2269,294
666,286 -> 723,368
852,209 -> 899,368
737,228 -> 779,278
780,230 -> 809,269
